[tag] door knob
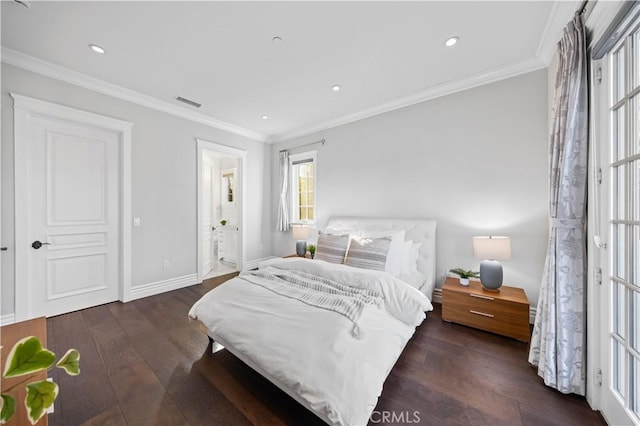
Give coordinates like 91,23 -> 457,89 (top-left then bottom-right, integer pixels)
31,241 -> 51,249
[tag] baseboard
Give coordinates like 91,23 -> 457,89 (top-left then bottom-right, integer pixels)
129,273 -> 198,301
1,313 -> 16,326
431,288 -> 537,324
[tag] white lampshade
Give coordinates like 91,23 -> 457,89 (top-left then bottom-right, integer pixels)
473,236 -> 511,260
291,225 -> 310,241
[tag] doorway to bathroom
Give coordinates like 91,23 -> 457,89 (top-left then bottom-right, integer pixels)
196,139 -> 246,281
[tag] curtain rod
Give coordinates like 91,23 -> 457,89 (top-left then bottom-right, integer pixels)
280,138 -> 325,153
575,0 -> 590,17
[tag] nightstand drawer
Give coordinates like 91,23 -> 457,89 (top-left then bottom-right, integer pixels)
442,278 -> 530,342
443,290 -> 526,318
443,292 -> 529,341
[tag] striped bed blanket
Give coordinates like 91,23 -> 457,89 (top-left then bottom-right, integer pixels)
240,266 -> 383,338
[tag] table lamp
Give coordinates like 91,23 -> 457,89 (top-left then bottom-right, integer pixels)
291,225 -> 310,257
472,236 -> 511,292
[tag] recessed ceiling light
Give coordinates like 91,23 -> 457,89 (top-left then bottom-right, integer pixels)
444,36 -> 459,47
272,37 -> 283,45
331,85 -> 342,92
261,115 -> 269,120
89,44 -> 105,54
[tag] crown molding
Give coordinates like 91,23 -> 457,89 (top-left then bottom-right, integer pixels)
536,0 -> 582,65
3,46 -> 548,146
1,47 -> 270,142
271,56 -> 546,143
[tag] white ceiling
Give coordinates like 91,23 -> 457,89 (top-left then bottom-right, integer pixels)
1,1 -> 574,142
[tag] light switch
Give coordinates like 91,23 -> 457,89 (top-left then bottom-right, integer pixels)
133,217 -> 141,227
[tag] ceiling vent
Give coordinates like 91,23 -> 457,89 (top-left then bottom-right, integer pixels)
13,0 -> 30,8
175,96 -> 202,108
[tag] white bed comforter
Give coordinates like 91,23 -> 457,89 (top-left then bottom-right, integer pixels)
188,258 -> 433,426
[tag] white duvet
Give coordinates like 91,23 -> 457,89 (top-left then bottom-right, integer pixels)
189,258 -> 433,426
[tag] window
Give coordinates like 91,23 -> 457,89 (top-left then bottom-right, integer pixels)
289,151 -> 316,224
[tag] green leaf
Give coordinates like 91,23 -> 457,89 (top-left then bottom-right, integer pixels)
25,380 -> 58,425
2,337 -> 56,378
1,394 -> 16,424
56,349 -> 80,376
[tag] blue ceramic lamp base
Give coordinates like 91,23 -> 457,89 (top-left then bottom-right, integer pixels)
479,259 -> 503,292
296,240 -> 307,257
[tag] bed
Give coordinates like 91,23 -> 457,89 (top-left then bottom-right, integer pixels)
189,217 -> 436,425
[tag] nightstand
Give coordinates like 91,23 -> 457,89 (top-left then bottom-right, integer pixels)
442,276 -> 530,342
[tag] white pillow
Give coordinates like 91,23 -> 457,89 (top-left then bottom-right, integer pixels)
398,240 -> 422,275
357,229 -> 405,276
322,227 -> 351,236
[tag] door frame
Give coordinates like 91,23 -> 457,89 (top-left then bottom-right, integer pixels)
12,93 -> 133,321
196,138 -> 246,282
201,153 -> 215,276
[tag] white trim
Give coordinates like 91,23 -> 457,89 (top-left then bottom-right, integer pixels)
196,139 -> 247,284
1,314 -> 16,326
11,93 -> 133,320
2,48 -> 269,143
270,57 -> 546,143
4,47 -> 549,146
536,1 -> 580,65
129,274 -> 198,301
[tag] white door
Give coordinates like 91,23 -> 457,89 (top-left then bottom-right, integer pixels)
202,154 -> 214,275
25,116 -> 119,318
596,26 -> 639,425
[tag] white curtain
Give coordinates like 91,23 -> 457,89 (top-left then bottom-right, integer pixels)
528,15 -> 588,395
277,150 -> 290,232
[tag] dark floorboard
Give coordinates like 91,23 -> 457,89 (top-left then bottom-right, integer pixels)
47,272 -> 604,425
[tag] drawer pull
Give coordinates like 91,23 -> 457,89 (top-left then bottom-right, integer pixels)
470,310 -> 494,318
470,293 -> 494,301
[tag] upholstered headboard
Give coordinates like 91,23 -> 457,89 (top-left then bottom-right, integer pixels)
325,217 -> 437,298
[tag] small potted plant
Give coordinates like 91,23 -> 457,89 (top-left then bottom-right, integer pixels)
220,219 -> 227,226
449,267 -> 479,286
307,244 -> 316,259
1,336 -> 80,424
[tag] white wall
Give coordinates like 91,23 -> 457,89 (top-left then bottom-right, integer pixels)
271,69 -> 549,306
1,63 -> 272,316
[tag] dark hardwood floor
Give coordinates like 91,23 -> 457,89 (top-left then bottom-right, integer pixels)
46,273 -> 604,425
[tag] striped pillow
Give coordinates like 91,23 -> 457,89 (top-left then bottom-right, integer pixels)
344,236 -> 391,271
315,234 -> 350,264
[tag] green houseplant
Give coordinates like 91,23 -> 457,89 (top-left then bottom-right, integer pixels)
1,336 -> 79,425
307,244 -> 316,259
449,267 -> 479,286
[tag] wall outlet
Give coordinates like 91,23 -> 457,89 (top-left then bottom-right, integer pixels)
133,217 -> 141,227
162,260 -> 170,269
